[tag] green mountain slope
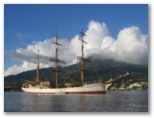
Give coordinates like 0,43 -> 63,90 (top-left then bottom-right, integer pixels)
4,59 -> 148,91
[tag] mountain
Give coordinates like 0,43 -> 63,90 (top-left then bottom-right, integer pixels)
4,59 -> 148,91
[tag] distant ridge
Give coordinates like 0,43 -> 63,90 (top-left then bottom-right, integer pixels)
4,58 -> 148,91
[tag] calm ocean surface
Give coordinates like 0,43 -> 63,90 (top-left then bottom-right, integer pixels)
4,91 -> 148,112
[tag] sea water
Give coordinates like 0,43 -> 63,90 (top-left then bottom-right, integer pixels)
4,91 -> 148,112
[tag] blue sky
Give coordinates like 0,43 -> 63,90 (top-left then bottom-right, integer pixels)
4,4 -> 148,72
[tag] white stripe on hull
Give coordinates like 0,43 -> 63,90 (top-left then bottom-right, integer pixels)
22,83 -> 112,94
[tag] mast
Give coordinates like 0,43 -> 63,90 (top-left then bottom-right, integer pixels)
52,30 -> 62,88
78,29 -> 87,86
36,49 -> 40,83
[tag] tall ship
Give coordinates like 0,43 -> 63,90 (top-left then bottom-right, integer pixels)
22,30 -> 132,94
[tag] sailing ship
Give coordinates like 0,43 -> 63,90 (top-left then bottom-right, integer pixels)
21,30 -> 132,94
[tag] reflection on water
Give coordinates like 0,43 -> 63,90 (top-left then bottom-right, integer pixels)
4,91 -> 148,112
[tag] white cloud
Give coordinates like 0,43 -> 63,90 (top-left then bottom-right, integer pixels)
110,26 -> 148,64
4,20 -> 148,76
4,62 -> 36,76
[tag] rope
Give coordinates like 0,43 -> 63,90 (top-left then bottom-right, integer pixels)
90,60 -> 102,81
